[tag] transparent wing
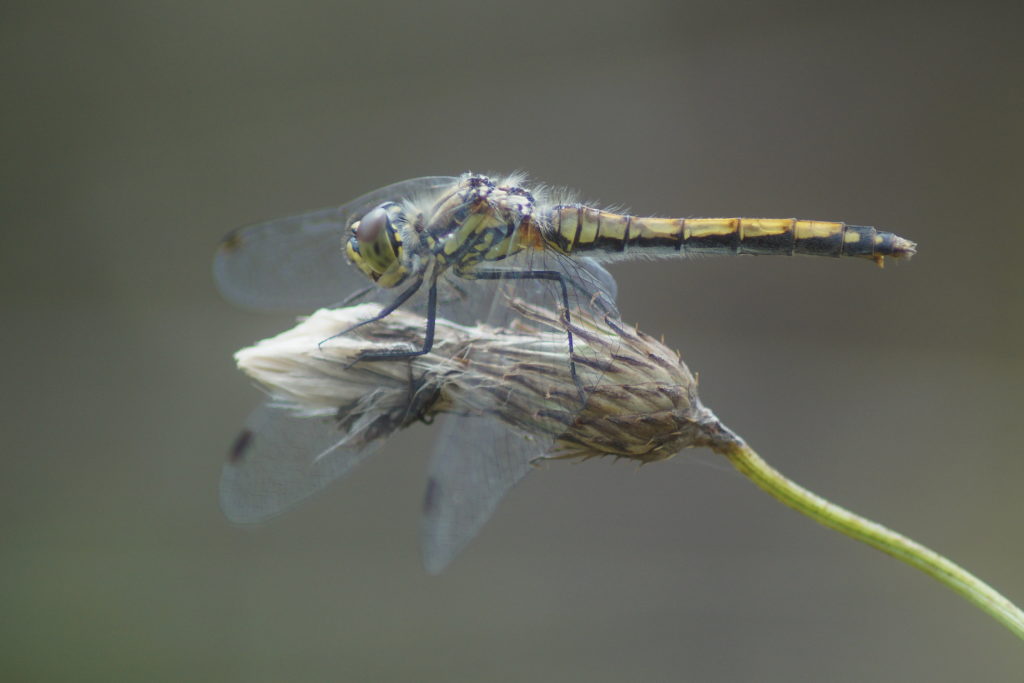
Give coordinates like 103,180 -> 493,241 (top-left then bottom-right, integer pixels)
419,414 -> 546,574
220,403 -> 390,523
214,176 -> 457,312
418,249 -> 622,571
433,255 -> 618,328
578,257 -> 618,306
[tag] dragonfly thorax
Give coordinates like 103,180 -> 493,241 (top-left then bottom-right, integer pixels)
345,202 -> 412,288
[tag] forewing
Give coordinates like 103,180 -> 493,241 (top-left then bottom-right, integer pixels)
214,176 -> 457,311
220,403 -> 390,523
419,414 -> 547,574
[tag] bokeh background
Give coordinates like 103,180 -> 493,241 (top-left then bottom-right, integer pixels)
4,1 -> 1023,680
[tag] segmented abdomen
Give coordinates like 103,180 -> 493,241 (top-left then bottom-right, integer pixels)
545,206 -> 916,265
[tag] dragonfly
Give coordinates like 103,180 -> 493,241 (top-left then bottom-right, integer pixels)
214,172 -> 916,572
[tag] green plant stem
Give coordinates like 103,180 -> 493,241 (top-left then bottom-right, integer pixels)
713,439 -> 1024,641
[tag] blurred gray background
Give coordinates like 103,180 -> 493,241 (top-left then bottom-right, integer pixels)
4,1 -> 1023,680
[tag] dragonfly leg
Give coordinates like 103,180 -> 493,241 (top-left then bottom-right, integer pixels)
349,276 -> 440,362
319,275 -> 424,349
328,284 -> 376,309
465,268 -> 586,403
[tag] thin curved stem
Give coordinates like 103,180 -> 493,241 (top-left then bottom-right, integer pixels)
712,438 -> 1024,641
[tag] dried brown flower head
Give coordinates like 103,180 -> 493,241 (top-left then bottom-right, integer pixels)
236,300 -> 731,463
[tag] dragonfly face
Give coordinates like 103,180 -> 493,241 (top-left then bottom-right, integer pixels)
345,202 -> 411,288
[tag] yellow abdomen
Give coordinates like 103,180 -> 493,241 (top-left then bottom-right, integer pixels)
544,206 -> 916,266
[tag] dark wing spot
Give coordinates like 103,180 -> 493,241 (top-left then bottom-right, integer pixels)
219,229 -> 245,253
228,429 -> 254,463
423,477 -> 441,514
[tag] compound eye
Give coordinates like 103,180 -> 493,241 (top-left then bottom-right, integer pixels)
355,205 -> 390,244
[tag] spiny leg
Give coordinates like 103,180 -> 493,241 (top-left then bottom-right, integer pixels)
350,275 -> 440,362
319,275 -> 424,349
467,267 -> 586,403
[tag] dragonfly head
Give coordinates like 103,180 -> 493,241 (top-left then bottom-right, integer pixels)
346,203 -> 409,288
